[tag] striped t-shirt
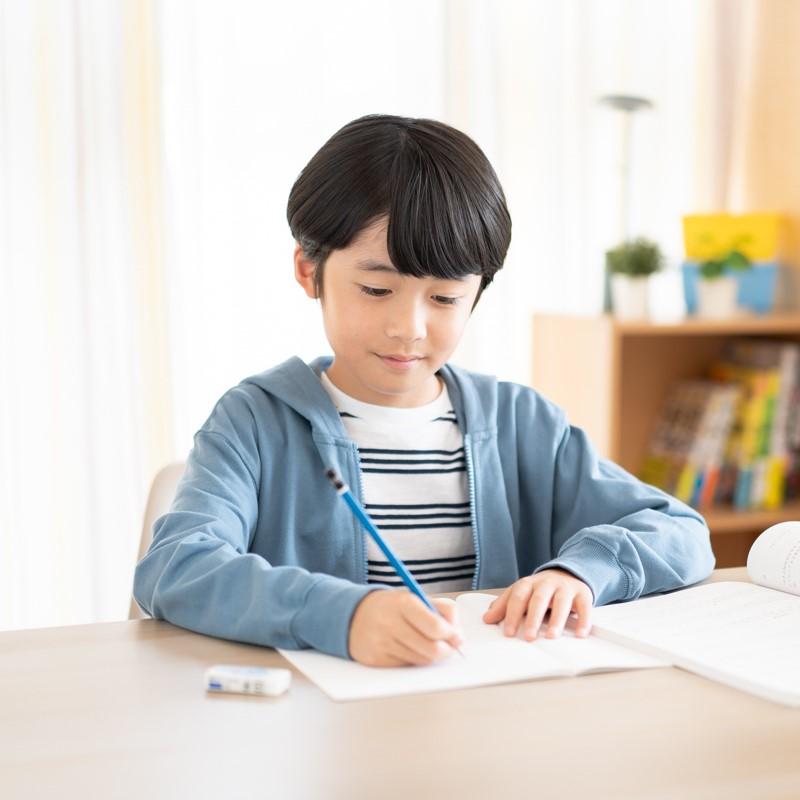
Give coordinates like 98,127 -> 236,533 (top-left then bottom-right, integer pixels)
320,371 -> 476,593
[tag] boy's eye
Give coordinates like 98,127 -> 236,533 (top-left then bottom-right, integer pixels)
359,285 -> 391,297
359,285 -> 459,305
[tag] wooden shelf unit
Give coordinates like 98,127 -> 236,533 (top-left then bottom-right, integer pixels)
532,313 -> 800,567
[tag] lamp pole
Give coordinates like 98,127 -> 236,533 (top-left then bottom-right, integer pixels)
598,94 -> 653,310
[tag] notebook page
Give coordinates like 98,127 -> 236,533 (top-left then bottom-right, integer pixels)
591,581 -> 800,707
747,521 -> 800,595
457,594 -> 665,675
279,638 -> 570,701
532,630 -> 668,675
279,593 -> 662,701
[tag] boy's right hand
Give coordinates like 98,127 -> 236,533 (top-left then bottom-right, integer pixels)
348,591 -> 464,667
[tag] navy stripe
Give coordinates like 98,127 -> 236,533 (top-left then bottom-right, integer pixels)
358,447 -> 464,456
376,522 -> 473,530
368,555 -> 475,566
360,457 -> 465,466
368,512 -> 471,520
433,416 -> 458,423
369,558 -> 475,572
369,564 -> 474,578
369,573 -> 474,586
362,466 -> 466,474
365,502 -> 470,510
338,411 -> 359,418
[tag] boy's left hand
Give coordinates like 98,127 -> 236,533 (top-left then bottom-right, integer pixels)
482,568 -> 593,640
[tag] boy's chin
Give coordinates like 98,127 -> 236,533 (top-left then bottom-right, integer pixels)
387,380 -> 444,403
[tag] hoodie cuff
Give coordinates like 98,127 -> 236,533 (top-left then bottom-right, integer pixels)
534,537 -> 632,606
290,575 -> 385,659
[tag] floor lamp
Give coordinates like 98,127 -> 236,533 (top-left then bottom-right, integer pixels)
599,93 -> 653,311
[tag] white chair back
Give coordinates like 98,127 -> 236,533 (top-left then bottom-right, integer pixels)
129,461 -> 186,619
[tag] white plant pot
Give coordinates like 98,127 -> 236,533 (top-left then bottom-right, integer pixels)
611,274 -> 650,320
697,276 -> 739,319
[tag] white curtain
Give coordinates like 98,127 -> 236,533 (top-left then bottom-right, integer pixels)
157,0 -> 447,454
0,0 -> 170,629
2,0 -> 730,630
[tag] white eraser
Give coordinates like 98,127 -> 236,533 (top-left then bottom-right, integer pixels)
204,664 -> 292,697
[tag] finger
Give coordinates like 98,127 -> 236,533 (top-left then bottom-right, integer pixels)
546,588 -> 574,638
397,625 -> 457,665
431,597 -> 464,650
431,597 -> 459,628
387,638 -> 438,667
401,594 -> 459,643
374,650 -> 409,668
482,590 -> 509,623
573,591 -> 593,637
522,584 -> 556,641
503,583 -> 535,637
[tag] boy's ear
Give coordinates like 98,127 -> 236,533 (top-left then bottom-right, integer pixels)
293,243 -> 318,299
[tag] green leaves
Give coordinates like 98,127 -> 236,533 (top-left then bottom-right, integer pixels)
698,248 -> 752,280
605,237 -> 664,277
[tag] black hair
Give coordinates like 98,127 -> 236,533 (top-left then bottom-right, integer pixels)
286,114 -> 512,304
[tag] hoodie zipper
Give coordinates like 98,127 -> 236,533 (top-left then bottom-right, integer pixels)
465,435 -> 481,590
352,443 -> 369,584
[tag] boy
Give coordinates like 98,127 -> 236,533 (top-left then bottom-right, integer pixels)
133,114 -> 714,667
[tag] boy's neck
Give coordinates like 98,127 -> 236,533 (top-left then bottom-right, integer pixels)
323,363 -> 443,408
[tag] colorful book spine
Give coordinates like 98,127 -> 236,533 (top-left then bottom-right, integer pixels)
764,344 -> 799,509
642,337 -> 800,513
641,381 -> 739,510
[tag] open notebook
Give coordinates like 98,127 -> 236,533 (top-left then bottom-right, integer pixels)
279,593 -> 666,701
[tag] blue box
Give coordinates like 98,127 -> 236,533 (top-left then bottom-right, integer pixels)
682,261 -> 779,315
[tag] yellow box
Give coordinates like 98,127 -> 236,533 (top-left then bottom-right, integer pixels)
683,213 -> 785,261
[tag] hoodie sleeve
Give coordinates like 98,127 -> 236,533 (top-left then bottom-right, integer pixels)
532,411 -> 716,606
132,393 -> 380,659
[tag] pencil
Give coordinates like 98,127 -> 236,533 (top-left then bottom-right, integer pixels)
325,468 -> 465,658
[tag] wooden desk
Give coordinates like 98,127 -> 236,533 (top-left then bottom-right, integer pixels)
2,568 -> 799,800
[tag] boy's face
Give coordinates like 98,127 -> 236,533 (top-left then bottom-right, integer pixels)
294,217 -> 481,407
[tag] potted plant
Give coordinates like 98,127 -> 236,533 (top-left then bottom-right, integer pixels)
696,247 -> 752,319
606,238 -> 663,320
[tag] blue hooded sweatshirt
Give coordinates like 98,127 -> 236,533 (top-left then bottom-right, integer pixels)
133,355 -> 714,659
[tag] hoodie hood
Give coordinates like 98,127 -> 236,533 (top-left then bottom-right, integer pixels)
239,355 -> 499,438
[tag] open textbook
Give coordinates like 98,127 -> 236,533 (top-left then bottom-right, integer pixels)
591,520 -> 800,708
280,522 -> 800,705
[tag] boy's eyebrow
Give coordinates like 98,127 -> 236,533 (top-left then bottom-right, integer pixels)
355,259 -> 398,273
354,259 -> 468,282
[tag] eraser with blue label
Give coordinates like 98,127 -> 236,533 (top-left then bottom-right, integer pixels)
204,664 -> 292,697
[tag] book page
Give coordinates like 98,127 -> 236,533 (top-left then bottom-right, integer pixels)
746,521 -> 800,595
591,582 -> 800,707
279,593 -> 664,701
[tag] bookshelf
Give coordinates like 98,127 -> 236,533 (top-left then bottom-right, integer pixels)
532,313 -> 800,567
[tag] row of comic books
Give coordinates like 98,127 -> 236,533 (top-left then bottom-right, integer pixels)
639,339 -> 800,510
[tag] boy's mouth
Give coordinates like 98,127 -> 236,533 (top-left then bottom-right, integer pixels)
378,354 -> 423,370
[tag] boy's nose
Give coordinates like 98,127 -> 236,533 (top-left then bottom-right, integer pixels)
385,300 -> 426,342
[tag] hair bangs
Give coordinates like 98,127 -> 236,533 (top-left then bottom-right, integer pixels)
385,126 -> 509,289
